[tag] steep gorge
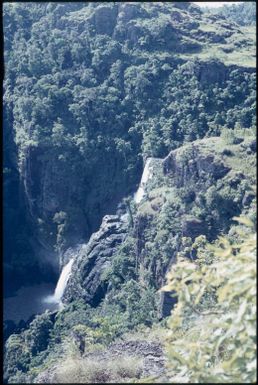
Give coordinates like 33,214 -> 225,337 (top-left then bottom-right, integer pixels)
3,2 -> 256,383
3,2 -> 256,296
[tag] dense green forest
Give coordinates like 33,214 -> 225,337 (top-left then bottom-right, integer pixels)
3,1 -> 256,292
3,2 -> 256,383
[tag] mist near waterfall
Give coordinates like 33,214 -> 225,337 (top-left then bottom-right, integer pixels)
44,259 -> 74,305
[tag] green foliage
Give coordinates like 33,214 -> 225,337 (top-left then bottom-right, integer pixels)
217,2 -> 256,26
52,300 -> 93,342
52,298 -> 141,348
4,312 -> 53,381
163,218 -> 256,383
24,312 -> 53,356
107,236 -> 137,285
3,1 -> 256,270
220,127 -> 237,145
3,3 -> 257,383
4,334 -> 31,380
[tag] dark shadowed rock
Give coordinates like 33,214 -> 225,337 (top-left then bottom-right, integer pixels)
63,215 -> 128,306
198,60 -> 228,84
159,291 -> 177,319
242,190 -> 255,207
182,216 -> 207,239
249,138 -> 256,152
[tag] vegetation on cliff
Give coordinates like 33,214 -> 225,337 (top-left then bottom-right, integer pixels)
215,1 -> 256,27
3,2 -> 256,383
3,2 -> 256,291
4,133 -> 256,383
163,216 -> 256,383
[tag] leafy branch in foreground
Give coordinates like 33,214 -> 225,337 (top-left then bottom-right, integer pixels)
162,217 -> 256,383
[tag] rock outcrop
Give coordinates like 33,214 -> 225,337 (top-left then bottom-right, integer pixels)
63,214 -> 129,306
163,138 -> 230,187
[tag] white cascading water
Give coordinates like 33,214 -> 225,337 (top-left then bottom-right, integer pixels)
134,158 -> 153,204
44,258 -> 74,305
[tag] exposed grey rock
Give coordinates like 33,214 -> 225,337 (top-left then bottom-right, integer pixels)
163,140 -> 230,187
33,365 -> 58,384
63,215 -> 128,306
84,339 -> 166,379
62,137 -> 251,319
60,244 -> 83,269
117,3 -> 148,23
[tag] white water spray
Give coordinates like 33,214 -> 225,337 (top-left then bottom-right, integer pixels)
134,158 -> 153,204
44,258 -> 74,305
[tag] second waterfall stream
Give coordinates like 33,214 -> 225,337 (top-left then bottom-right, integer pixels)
134,158 -> 154,204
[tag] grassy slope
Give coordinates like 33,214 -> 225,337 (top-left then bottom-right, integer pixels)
179,25 -> 256,68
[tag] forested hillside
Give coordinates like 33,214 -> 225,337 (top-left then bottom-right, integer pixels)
3,2 -> 256,383
215,1 -> 256,26
3,1 -> 256,293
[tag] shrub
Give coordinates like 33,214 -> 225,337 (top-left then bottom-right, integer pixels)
162,217 -> 256,383
220,127 -> 235,145
222,148 -> 233,156
4,334 -> 30,380
55,355 -> 143,383
25,312 -> 53,356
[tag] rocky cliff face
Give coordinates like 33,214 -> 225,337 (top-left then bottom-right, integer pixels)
163,140 -> 230,188
62,136 -> 256,317
63,214 -> 129,306
3,3 -> 256,383
3,1 -> 255,297
20,144 -> 134,255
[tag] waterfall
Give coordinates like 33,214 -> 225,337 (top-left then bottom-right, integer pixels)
44,258 -> 74,305
134,158 -> 153,204
53,258 -> 74,302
